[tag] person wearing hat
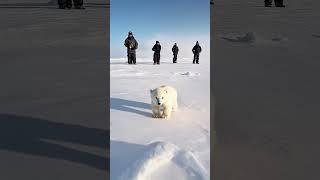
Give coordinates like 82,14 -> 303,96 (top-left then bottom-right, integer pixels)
172,43 -> 179,63
152,41 -> 161,65
124,31 -> 138,64
58,0 -> 85,9
192,41 -> 202,64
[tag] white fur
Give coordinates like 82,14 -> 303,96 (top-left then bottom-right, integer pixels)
150,85 -> 178,119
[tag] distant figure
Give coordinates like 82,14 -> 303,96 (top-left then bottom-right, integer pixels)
192,41 -> 202,64
172,43 -> 179,63
58,0 -> 85,9
265,0 -> 285,7
152,41 -> 161,65
124,31 -> 138,64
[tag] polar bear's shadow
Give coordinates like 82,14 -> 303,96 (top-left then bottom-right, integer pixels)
110,97 -> 152,117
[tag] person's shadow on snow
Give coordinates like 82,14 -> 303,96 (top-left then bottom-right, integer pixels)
110,97 -> 152,117
0,114 -> 108,171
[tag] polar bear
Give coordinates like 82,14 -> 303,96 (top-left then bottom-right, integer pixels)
150,85 -> 178,119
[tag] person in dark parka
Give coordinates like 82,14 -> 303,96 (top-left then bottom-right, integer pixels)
265,0 -> 285,7
152,41 -> 161,65
192,41 -> 202,64
172,43 -> 179,63
124,31 -> 138,64
58,0 -> 85,9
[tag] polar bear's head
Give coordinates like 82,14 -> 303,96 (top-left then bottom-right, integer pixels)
150,87 -> 168,106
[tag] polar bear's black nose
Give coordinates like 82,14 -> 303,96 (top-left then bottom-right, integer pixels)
158,102 -> 161,105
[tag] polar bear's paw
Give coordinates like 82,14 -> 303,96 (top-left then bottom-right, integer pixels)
152,114 -> 161,118
162,113 -> 171,119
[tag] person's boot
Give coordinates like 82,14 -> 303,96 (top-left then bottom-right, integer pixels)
264,0 -> 272,7
275,0 -> 285,7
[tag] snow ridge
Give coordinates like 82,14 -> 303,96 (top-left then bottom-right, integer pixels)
118,141 -> 209,180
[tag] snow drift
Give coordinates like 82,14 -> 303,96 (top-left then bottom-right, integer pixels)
117,141 -> 208,180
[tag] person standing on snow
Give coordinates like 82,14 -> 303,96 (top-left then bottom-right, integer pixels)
124,31 -> 138,64
265,0 -> 285,7
152,41 -> 161,65
192,41 -> 202,64
172,43 -> 179,63
58,0 -> 85,9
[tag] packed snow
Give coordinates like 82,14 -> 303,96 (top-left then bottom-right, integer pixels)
110,54 -> 210,180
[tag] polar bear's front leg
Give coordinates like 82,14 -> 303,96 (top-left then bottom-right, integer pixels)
162,104 -> 173,119
152,106 -> 162,118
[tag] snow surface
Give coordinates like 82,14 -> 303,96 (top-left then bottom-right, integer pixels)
110,56 -> 210,180
212,0 -> 320,179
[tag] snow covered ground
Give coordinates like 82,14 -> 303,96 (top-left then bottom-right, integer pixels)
0,1 -> 108,179
110,56 -> 210,180
213,0 -> 320,179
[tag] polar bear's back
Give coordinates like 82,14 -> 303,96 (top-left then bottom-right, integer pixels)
159,85 -> 177,96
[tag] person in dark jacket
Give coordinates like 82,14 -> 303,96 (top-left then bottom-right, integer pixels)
152,41 -> 161,65
192,41 -> 202,64
172,43 -> 179,63
124,31 -> 138,64
58,0 -> 85,9
265,0 -> 285,7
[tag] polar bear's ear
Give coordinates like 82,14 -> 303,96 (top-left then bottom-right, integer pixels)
150,89 -> 153,94
165,90 -> 168,93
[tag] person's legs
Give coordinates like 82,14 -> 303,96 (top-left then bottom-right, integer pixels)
173,54 -> 177,63
58,0 -> 66,9
153,53 -> 156,64
196,54 -> 199,64
132,53 -> 136,64
193,54 -> 196,64
74,0 -> 85,9
157,54 -> 160,64
66,0 -> 73,9
264,0 -> 272,7
275,0 -> 285,7
129,53 -> 134,64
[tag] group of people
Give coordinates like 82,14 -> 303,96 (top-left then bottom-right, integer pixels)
124,31 -> 202,65
58,0 -> 85,9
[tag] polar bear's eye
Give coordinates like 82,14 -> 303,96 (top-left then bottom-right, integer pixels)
162,97 -> 164,99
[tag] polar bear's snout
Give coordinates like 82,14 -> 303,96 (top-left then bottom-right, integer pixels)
156,97 -> 164,105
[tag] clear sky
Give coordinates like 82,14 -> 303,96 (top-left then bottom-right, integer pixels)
110,0 -> 210,59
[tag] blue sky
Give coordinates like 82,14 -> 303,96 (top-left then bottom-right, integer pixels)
110,0 -> 210,59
